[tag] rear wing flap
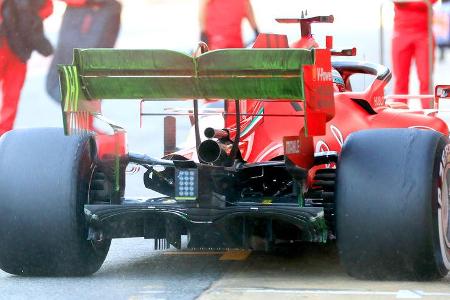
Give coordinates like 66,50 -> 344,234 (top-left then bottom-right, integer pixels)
59,48 -> 334,136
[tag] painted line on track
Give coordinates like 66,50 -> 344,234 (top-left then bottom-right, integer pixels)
219,250 -> 252,261
207,288 -> 450,299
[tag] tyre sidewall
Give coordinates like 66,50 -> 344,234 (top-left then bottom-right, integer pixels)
434,137 -> 450,274
336,129 -> 449,280
0,129 -> 110,276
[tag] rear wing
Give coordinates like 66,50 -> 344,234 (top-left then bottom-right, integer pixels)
59,48 -> 334,136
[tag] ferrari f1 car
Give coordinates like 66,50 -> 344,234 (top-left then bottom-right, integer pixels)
0,15 -> 449,280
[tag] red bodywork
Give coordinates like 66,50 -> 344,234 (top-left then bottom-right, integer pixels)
173,30 -> 449,180
183,34 -> 448,190
117,20 -> 448,194
235,90 -> 449,160
216,33 -> 448,168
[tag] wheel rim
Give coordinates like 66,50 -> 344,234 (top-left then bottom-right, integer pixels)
439,163 -> 450,269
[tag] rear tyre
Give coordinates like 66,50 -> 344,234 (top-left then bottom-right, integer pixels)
336,129 -> 450,280
0,128 -> 110,276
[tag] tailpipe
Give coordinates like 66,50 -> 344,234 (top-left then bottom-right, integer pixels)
198,139 -> 231,164
204,127 -> 229,140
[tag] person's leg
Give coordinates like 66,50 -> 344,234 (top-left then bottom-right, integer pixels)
414,33 -> 435,108
392,33 -> 414,103
0,46 -> 27,136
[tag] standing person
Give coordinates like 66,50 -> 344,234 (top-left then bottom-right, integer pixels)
0,0 -> 54,136
46,0 -> 121,102
391,0 -> 437,108
199,0 -> 259,50
434,0 -> 450,61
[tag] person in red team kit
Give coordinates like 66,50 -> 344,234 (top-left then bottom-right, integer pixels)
0,0 -> 110,136
0,0 -> 54,136
391,0 -> 437,108
63,0 -> 110,7
199,0 -> 259,50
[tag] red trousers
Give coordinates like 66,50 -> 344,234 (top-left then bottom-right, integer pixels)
0,41 -> 27,135
392,30 -> 434,108
206,35 -> 243,50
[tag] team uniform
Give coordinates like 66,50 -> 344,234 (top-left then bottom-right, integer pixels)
392,0 -> 437,108
202,0 -> 250,50
0,0 -> 53,136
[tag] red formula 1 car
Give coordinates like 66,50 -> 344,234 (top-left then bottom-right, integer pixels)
0,14 -> 449,280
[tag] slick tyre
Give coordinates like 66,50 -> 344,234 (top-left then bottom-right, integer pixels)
336,129 -> 450,280
0,128 -> 110,276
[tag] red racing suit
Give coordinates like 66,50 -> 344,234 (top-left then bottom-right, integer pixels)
392,0 -> 437,108
204,0 -> 247,50
64,0 -> 100,7
290,35 -> 319,49
0,0 -> 53,136
64,0 -> 87,6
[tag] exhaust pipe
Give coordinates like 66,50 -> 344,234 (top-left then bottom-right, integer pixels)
198,139 -> 231,164
204,127 -> 229,140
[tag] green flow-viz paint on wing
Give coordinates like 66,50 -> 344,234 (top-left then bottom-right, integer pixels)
58,47 -> 334,136
60,48 -> 314,102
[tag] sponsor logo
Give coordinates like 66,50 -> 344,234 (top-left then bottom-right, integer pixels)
373,95 -> 384,107
315,67 -> 332,82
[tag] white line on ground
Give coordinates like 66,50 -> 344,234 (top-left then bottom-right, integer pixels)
208,288 -> 450,299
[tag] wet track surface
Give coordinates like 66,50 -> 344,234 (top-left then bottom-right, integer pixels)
0,238 -> 227,300
2,0 -> 450,299
1,239 -> 449,300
